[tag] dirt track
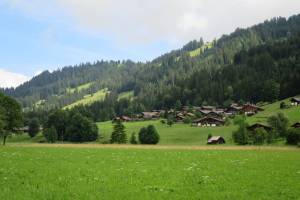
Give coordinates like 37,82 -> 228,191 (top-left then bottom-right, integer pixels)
5,143 -> 300,151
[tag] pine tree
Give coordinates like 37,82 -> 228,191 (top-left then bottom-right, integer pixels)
110,120 -> 127,144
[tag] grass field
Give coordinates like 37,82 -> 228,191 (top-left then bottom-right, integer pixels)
64,88 -> 109,109
0,146 -> 299,200
66,82 -> 93,94
117,90 -> 134,101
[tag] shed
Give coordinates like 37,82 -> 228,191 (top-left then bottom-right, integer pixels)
291,122 -> 300,128
207,136 -> 226,144
247,123 -> 272,132
192,117 -> 225,127
290,97 -> 300,106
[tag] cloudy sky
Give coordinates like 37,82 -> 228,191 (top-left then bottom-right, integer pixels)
0,0 -> 300,87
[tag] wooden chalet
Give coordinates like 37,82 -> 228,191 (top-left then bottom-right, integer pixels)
207,136 -> 226,144
142,111 -> 160,119
241,104 -> 264,116
201,106 -> 216,111
192,117 -> 225,127
113,116 -> 132,122
291,122 -> 300,128
247,123 -> 272,132
226,104 -> 243,115
14,126 -> 30,133
290,97 -> 300,106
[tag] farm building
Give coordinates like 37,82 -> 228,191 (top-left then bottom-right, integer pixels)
192,117 -> 225,127
247,123 -> 272,132
200,106 -> 216,111
290,97 -> 300,106
113,116 -> 132,122
207,136 -> 226,144
241,104 -> 264,116
142,112 -> 160,119
291,122 -> 300,128
225,104 -> 243,115
14,126 -> 30,133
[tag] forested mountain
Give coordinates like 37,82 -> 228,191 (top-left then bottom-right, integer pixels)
2,14 -> 300,114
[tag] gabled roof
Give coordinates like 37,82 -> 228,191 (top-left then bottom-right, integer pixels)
207,136 -> 225,143
291,97 -> 300,102
242,103 -> 264,111
291,122 -> 300,128
247,123 -> 272,131
193,117 -> 225,123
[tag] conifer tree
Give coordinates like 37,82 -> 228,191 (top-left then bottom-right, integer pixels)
110,120 -> 127,144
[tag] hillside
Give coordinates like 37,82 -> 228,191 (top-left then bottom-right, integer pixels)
2,14 -> 300,114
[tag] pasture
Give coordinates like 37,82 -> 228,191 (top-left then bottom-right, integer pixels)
0,146 -> 299,200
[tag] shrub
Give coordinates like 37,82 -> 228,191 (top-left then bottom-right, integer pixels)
66,113 -> 98,142
183,117 -> 192,124
167,116 -> 174,127
232,117 -> 249,145
43,127 -> 58,143
280,102 -> 287,109
160,120 -> 166,124
207,133 -> 212,140
253,128 -> 267,145
267,113 -> 289,138
28,118 -> 40,138
130,132 -> 138,144
110,120 -> 127,144
286,129 -> 300,145
139,125 -> 160,144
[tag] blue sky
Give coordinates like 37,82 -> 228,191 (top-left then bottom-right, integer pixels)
0,0 -> 300,87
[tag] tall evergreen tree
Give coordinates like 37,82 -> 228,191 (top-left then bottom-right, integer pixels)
110,120 -> 127,144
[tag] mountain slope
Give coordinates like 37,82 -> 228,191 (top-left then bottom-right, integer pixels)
2,14 -> 300,111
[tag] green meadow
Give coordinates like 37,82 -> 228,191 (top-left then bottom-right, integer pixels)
0,146 -> 299,200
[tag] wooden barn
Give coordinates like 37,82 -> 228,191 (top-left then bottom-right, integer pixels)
192,117 -> 225,127
241,104 -> 264,116
142,111 -> 160,120
113,116 -> 132,122
247,123 -> 272,132
290,97 -> 300,106
226,104 -> 243,115
291,122 -> 300,128
207,136 -> 226,144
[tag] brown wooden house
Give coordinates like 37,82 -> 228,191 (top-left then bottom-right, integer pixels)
207,136 -> 226,144
291,122 -> 300,128
113,116 -> 132,122
192,117 -> 225,127
241,104 -> 264,116
290,97 -> 300,106
142,112 -> 160,119
247,123 -> 272,132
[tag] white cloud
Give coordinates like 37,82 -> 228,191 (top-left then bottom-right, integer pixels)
3,0 -> 300,46
0,68 -> 29,88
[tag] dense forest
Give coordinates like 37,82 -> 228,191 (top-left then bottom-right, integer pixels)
2,14 -> 300,121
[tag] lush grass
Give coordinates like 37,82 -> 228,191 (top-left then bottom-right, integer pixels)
64,88 -> 109,109
97,120 -> 237,145
189,42 -> 213,57
0,146 -> 299,199
247,97 -> 300,125
117,90 -> 134,101
66,82 -> 93,94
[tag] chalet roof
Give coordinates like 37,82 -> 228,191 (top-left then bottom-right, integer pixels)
201,106 -> 216,110
291,97 -> 300,102
242,104 -> 264,111
193,117 -> 225,123
291,122 -> 300,128
208,136 -> 225,143
247,123 -> 272,131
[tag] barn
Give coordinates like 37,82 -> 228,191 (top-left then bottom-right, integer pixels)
247,123 -> 272,132
192,117 -> 225,127
241,104 -> 264,116
207,136 -> 226,144
290,97 -> 300,106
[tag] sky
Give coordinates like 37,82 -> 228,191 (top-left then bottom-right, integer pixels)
0,0 -> 300,88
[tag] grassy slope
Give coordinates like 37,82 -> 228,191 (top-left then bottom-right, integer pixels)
0,147 -> 299,199
189,42 -> 213,57
66,82 -> 93,94
64,89 -> 109,109
117,90 -> 134,101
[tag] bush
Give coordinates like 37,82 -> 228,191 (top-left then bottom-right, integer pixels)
267,113 -> 289,138
232,117 -> 249,145
167,116 -> 174,127
160,120 -> 166,124
130,132 -> 138,144
183,117 -> 192,124
139,125 -> 160,144
286,129 -> 300,145
253,128 -> 267,145
280,102 -> 287,109
110,120 -> 127,144
28,118 -> 40,138
207,133 -> 212,140
43,127 -> 58,143
66,113 -> 98,142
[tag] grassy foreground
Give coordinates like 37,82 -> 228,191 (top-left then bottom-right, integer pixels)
0,146 -> 299,200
